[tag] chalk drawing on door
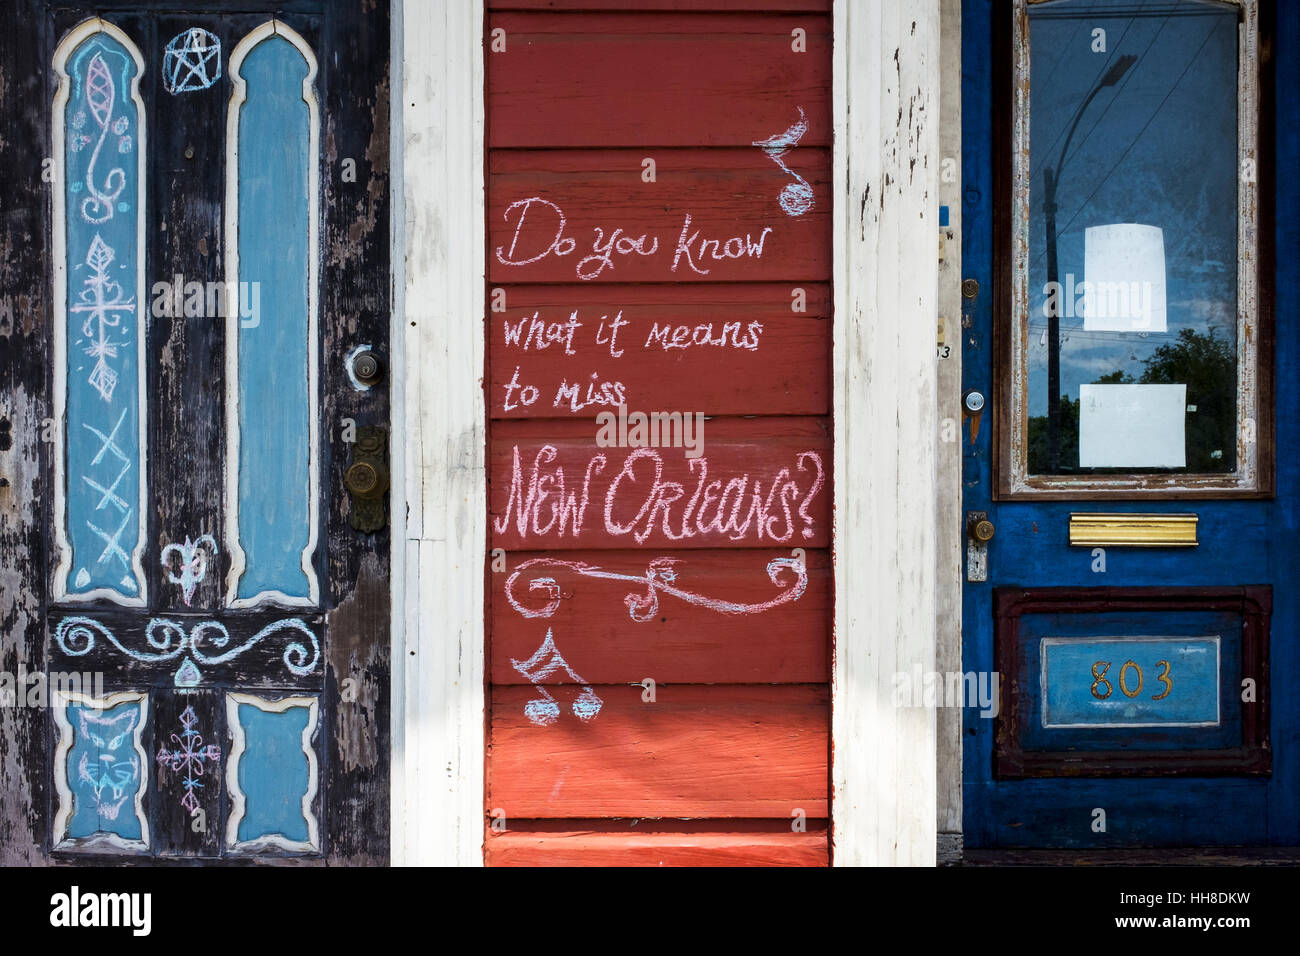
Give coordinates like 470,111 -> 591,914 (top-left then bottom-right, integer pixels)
53,615 -> 320,683
161,533 -> 218,606
74,235 -> 134,402
54,21 -> 147,605
505,553 -> 808,622
156,704 -> 222,816
163,28 -> 221,93
76,53 -> 131,223
753,107 -> 813,216
510,628 -> 603,726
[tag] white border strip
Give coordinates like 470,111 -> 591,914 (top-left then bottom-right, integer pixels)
225,692 -> 321,854
832,0 -> 940,866
223,20 -> 321,608
52,689 -> 150,853
51,18 -> 149,606
392,0 -> 486,866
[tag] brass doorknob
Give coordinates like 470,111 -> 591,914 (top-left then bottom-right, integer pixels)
969,517 -> 995,544
345,460 -> 387,499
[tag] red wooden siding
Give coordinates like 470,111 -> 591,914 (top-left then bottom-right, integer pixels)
486,2 -> 833,866
490,284 -> 831,417
488,13 -> 832,148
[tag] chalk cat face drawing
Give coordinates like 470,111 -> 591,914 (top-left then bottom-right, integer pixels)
76,708 -> 140,821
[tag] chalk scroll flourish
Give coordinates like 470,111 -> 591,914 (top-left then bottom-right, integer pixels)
504,554 -> 807,622
53,616 -> 319,682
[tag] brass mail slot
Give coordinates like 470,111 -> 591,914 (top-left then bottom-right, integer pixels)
1068,513 -> 1198,548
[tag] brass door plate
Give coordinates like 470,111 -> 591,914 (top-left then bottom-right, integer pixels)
345,425 -> 389,533
1068,513 -> 1198,548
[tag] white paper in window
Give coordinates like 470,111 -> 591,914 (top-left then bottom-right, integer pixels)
1082,223 -> 1167,333
1079,383 -> 1186,468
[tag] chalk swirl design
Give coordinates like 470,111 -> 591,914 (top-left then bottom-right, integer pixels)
54,616 -> 319,680
504,554 -> 807,621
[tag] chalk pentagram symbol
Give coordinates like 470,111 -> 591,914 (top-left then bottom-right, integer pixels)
163,28 -> 222,93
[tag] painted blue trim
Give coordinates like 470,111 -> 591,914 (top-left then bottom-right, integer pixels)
62,32 -> 143,599
232,701 -> 313,845
233,36 -> 313,601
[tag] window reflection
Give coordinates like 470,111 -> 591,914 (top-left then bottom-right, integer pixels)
1025,0 -> 1240,475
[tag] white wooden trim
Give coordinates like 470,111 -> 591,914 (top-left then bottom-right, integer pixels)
936,0 -> 965,840
390,0 -> 487,866
831,0 -> 941,866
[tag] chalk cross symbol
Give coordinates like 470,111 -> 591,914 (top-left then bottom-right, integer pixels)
71,235 -> 135,402
156,704 -> 221,816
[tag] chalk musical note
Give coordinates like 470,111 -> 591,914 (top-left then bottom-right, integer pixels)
754,107 -> 814,217
510,628 -> 602,726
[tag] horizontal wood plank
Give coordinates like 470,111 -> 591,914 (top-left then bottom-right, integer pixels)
490,416 -> 831,549
489,283 -> 831,417
491,2 -> 830,12
489,149 -> 831,283
491,548 -> 830,683
488,13 -> 831,147
489,683 -> 829,817
486,828 -> 829,866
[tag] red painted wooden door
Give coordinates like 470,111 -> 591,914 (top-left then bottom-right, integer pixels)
484,1 -> 833,866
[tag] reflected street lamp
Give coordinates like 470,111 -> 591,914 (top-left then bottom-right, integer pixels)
1043,53 -> 1137,472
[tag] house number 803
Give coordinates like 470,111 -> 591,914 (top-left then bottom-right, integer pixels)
1090,659 -> 1172,701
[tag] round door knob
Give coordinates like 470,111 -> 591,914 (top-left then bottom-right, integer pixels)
345,461 -> 385,499
352,349 -> 384,386
963,389 -> 986,415
970,518 -> 995,544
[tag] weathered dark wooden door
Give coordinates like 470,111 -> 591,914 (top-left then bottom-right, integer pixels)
0,0 -> 390,863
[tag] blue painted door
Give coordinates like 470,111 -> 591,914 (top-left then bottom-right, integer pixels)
961,0 -> 1299,847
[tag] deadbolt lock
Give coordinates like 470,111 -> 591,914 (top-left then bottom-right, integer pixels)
352,349 -> 384,386
345,425 -> 388,532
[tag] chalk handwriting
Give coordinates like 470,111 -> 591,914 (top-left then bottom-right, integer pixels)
495,197 -> 774,281
494,445 -> 826,544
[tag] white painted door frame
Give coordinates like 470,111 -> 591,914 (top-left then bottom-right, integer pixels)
391,0 -> 941,867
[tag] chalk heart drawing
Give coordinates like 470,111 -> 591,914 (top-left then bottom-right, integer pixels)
78,51 -> 129,224
163,28 -> 222,93
754,107 -> 813,217
76,707 -> 140,821
505,553 -> 808,622
156,705 -> 221,816
161,534 -> 218,606
510,628 -> 603,727
54,616 -> 319,684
